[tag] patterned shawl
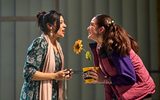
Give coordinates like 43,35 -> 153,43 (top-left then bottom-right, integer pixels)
39,34 -> 64,100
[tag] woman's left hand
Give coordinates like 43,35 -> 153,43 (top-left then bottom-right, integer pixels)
64,69 -> 73,80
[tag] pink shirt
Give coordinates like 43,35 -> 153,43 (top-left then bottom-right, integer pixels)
102,50 -> 155,100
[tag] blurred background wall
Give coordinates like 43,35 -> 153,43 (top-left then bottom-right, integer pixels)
0,0 -> 159,100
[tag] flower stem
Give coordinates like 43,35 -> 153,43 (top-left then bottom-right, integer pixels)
82,48 -> 86,52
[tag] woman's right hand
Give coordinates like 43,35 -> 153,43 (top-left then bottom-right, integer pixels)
83,68 -> 105,84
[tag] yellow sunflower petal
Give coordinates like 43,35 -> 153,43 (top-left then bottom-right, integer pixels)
73,39 -> 83,54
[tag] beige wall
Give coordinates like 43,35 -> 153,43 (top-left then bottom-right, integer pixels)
0,0 -> 159,100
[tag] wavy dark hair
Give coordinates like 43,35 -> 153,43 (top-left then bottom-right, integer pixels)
36,10 -> 62,34
95,14 -> 139,55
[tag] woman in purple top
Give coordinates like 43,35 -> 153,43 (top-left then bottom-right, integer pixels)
85,14 -> 155,100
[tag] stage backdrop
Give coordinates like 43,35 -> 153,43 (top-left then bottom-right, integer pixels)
0,0 -> 159,100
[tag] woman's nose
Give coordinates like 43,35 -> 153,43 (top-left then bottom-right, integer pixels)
87,26 -> 90,31
64,23 -> 67,28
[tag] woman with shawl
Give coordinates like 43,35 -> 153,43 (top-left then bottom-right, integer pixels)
20,10 -> 73,100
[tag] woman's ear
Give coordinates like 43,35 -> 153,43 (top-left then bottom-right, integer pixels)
98,26 -> 105,34
46,23 -> 52,30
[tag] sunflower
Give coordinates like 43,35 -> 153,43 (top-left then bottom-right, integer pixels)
73,39 -> 83,54
73,39 -> 92,61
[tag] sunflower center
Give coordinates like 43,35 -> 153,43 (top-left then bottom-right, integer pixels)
76,45 -> 80,49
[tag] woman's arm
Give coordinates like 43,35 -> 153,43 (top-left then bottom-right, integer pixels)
99,51 -> 136,85
106,52 -> 136,85
83,68 -> 112,84
32,69 -> 72,81
32,71 -> 55,80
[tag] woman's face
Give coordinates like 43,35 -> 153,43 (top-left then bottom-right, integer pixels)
87,17 -> 99,42
56,16 -> 67,38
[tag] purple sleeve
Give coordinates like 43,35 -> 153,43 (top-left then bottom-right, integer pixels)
109,52 -> 136,85
89,43 -> 136,85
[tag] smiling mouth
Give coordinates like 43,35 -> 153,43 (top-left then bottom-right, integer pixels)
62,30 -> 65,33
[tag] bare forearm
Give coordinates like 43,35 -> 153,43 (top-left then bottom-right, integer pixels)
32,71 -> 55,81
31,69 -> 73,81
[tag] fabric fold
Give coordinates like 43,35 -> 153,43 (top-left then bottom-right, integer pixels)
39,34 -> 64,100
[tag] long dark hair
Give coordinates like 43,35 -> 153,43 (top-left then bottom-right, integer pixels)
95,14 -> 139,55
36,10 -> 62,34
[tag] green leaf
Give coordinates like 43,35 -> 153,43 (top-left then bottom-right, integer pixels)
85,51 -> 92,61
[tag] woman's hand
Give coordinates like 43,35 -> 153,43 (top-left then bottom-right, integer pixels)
54,69 -> 73,80
63,69 -> 73,80
83,68 -> 106,84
